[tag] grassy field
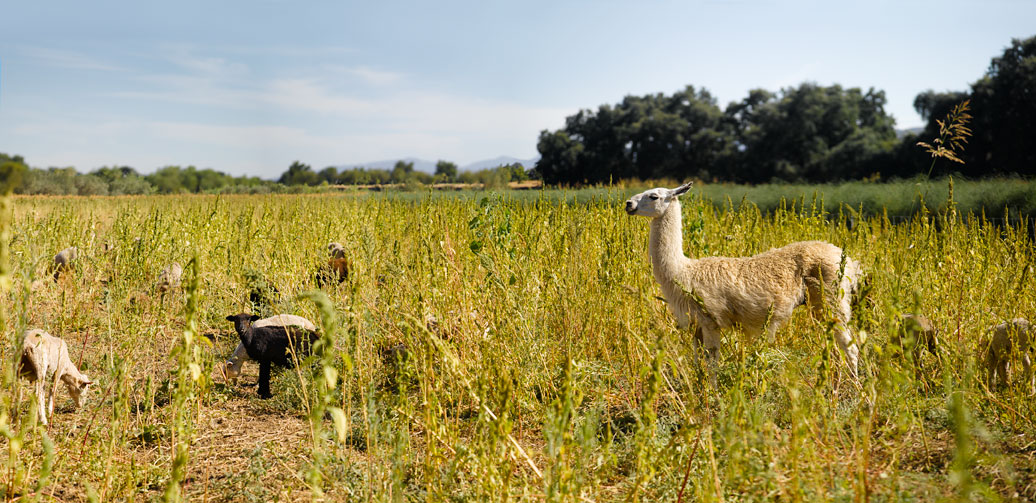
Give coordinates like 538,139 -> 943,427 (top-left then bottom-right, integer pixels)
1,187 -> 1034,501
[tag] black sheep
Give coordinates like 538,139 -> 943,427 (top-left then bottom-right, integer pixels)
225,313 -> 319,399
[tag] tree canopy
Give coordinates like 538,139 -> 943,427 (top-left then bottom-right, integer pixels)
536,35 -> 1036,185
536,83 -> 901,185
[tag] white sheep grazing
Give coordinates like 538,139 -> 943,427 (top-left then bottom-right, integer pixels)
157,262 -> 183,294
625,182 -> 863,382
224,314 -> 318,379
18,329 -> 92,425
983,318 -> 1034,392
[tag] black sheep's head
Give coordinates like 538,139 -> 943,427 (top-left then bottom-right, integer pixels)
225,313 -> 260,336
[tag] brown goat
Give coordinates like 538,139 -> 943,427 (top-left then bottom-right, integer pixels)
316,242 -> 349,288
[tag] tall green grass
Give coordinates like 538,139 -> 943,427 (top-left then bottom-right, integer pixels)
364,176 -> 1036,223
0,186 -> 1033,500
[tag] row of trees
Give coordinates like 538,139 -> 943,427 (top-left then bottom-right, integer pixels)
0,155 -> 281,195
535,36 -> 1036,185
278,160 -> 532,187
0,153 -> 535,195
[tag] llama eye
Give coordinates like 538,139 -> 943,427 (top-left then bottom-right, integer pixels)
650,195 -> 659,200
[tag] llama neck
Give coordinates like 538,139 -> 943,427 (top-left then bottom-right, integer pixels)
649,200 -> 691,284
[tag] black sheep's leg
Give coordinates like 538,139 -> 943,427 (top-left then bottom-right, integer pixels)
258,360 -> 273,399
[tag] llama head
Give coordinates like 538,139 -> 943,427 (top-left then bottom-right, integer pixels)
62,373 -> 92,408
225,313 -> 261,336
625,182 -> 693,218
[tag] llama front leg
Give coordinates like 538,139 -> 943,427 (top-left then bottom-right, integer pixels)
833,325 -> 860,378
688,325 -> 704,350
700,326 -> 722,388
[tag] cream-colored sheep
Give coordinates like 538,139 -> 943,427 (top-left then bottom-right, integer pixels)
19,329 -> 92,425
982,318 -> 1033,392
49,246 -> 79,281
625,182 -> 863,381
157,262 -> 183,294
224,314 -> 318,379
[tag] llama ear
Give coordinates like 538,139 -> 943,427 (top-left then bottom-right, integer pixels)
226,315 -> 235,322
670,182 -> 693,197
250,314 -> 261,322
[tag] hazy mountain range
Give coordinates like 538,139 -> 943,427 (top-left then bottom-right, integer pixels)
337,155 -> 539,173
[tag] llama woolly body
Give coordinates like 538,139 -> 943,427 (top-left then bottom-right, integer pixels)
627,182 -> 862,376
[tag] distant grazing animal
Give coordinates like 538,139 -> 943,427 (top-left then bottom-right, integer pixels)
316,242 -> 349,288
157,262 -> 183,294
625,182 -> 863,385
224,314 -> 318,380
50,247 -> 79,281
225,313 -> 319,398
982,318 -> 1034,392
18,329 -> 92,425
892,314 -> 940,372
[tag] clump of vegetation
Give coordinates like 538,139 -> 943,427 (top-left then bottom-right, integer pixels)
243,267 -> 279,317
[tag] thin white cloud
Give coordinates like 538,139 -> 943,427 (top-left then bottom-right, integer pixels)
9,47 -> 563,175
144,121 -> 338,150
349,66 -> 402,85
163,45 -> 249,77
320,64 -> 403,85
210,44 -> 357,58
261,79 -> 378,115
20,47 -> 126,72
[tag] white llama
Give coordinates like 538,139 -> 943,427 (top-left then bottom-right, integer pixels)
625,182 -> 862,382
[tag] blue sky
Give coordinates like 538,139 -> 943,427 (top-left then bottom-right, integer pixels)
2,1 -> 1033,179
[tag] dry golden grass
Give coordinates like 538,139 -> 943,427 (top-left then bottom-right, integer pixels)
1,188 -> 1034,501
